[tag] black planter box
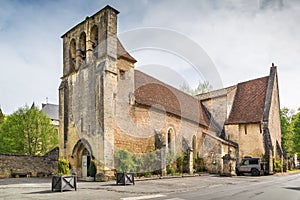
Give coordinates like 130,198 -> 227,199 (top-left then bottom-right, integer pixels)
116,172 -> 135,185
51,175 -> 77,192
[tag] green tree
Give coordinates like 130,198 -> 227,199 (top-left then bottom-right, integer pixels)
179,80 -> 212,95
280,107 -> 295,157
292,110 -> 300,154
0,105 -> 58,155
179,82 -> 194,95
194,80 -> 213,94
0,107 -> 4,124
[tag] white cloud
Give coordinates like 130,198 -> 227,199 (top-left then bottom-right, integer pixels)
129,0 -> 300,109
0,0 -> 299,114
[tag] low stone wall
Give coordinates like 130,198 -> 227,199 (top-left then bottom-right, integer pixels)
0,147 -> 58,178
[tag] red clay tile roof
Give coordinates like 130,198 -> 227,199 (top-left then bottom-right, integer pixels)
226,76 -> 269,124
117,38 -> 137,63
134,70 -> 210,127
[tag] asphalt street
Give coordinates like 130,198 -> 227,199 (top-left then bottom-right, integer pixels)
0,172 -> 300,200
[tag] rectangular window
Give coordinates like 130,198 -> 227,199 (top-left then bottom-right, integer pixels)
249,159 -> 259,165
119,70 -> 125,80
241,160 -> 249,165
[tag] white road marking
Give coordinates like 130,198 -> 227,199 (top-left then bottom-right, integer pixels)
165,198 -> 186,200
121,194 -> 166,200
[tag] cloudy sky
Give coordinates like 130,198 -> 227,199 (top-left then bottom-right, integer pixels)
0,0 -> 299,114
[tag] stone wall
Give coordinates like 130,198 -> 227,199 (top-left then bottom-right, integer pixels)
201,131 -> 237,174
239,123 -> 265,159
267,73 -> 282,159
115,102 -> 238,174
117,103 -> 207,156
0,148 -> 58,178
59,6 -> 120,176
115,127 -> 156,153
198,86 -> 237,130
226,123 -> 265,162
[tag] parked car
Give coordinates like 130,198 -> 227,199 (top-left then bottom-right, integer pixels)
236,157 -> 266,176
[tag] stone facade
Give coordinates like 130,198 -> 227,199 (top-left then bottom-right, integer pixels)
225,66 -> 282,174
59,6 -> 122,177
59,5 -> 282,179
0,148 -> 58,178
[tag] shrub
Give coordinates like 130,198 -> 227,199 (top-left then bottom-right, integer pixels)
194,157 -> 205,172
88,161 -> 97,179
57,158 -> 70,176
142,150 -> 161,173
176,153 -> 188,173
145,172 -> 152,177
132,154 -> 142,173
114,149 -> 136,172
167,164 -> 176,175
274,159 -> 282,173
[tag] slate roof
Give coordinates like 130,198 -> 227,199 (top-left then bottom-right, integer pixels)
226,76 -> 269,124
134,70 -> 211,127
42,103 -> 59,121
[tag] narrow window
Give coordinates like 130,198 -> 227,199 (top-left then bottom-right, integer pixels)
69,39 -> 76,72
79,32 -> 86,61
167,128 -> 175,154
81,118 -> 84,132
119,69 -> 125,80
168,130 -> 171,151
90,25 -> 98,58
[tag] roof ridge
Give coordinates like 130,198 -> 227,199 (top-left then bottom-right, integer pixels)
237,75 -> 269,86
117,38 -> 137,63
134,70 -> 211,127
134,70 -> 200,101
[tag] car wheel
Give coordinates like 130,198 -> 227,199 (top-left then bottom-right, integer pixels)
251,168 -> 259,176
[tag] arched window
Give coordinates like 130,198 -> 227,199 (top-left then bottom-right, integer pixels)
90,25 -> 98,58
167,128 -> 175,154
79,32 -> 86,61
69,39 -> 76,72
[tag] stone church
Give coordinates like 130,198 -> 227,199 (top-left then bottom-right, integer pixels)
58,5 -> 283,178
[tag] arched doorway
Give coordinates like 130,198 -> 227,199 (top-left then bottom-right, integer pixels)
71,139 -> 94,178
82,148 -> 91,177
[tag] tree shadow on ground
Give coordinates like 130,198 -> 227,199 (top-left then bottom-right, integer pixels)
24,190 -> 75,194
284,187 -> 300,191
23,190 -> 53,194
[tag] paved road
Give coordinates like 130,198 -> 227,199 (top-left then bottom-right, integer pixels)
149,173 -> 300,200
0,173 -> 300,200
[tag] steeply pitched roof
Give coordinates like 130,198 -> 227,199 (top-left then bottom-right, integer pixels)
117,39 -> 137,63
134,70 -> 210,127
226,76 -> 269,124
42,103 -> 59,121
